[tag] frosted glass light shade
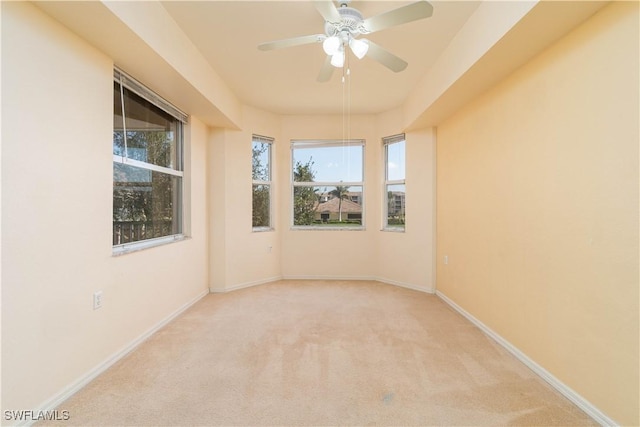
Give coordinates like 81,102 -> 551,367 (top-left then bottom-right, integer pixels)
349,38 -> 369,59
330,51 -> 345,67
323,36 -> 341,55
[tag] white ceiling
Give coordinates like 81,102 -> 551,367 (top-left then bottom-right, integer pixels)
161,1 -> 481,115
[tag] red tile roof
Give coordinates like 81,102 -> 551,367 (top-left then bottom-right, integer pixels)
316,197 -> 362,213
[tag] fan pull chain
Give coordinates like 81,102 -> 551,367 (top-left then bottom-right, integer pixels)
341,48 -> 352,182
347,52 -> 352,180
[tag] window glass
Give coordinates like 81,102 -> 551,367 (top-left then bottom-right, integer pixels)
252,140 -> 271,182
113,84 -> 179,169
385,184 -> 405,229
252,184 -> 271,228
291,140 -> 365,228
113,71 -> 184,250
386,140 -> 405,181
252,137 -> 273,230
113,163 -> 182,245
383,136 -> 405,230
293,144 -> 363,182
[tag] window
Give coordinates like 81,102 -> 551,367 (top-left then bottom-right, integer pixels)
113,69 -> 187,252
383,135 -> 405,230
291,140 -> 364,229
252,135 -> 273,230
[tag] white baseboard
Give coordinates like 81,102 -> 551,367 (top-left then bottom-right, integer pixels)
283,275 -> 434,294
216,275 -> 434,295
435,290 -> 618,427
376,277 -> 435,294
282,274 -> 376,281
212,276 -> 283,293
26,289 -> 209,427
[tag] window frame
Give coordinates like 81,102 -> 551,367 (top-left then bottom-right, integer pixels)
290,139 -> 365,231
112,68 -> 188,255
252,135 -> 274,232
383,134 -> 406,232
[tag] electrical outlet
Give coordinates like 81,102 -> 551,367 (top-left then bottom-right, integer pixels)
444,255 -> 449,265
93,291 -> 103,310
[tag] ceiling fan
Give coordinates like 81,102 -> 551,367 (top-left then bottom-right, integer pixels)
258,0 -> 434,82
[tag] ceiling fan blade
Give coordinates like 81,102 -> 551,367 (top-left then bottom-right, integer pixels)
364,40 -> 408,73
317,56 -> 334,82
314,0 -> 341,23
258,34 -> 325,51
362,1 -> 433,34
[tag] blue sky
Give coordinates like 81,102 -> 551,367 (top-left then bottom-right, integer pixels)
293,145 -> 363,182
386,140 -> 406,181
291,141 -> 405,183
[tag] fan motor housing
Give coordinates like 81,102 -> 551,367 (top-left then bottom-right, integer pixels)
324,6 -> 364,37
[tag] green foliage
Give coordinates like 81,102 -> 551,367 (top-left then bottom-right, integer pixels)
252,185 -> 270,227
113,130 -> 176,224
113,84 -> 181,243
252,142 -> 271,227
293,159 -> 318,225
252,142 -> 269,181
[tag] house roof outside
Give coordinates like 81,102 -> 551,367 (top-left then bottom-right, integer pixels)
316,197 -> 362,214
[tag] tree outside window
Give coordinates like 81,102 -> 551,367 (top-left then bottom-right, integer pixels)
252,136 -> 273,230
293,158 -> 318,226
113,70 -> 185,250
291,140 -> 365,229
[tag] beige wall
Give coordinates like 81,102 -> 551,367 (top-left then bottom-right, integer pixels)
377,110 -> 436,291
208,107 -> 282,292
279,115 -> 378,279
273,114 -> 434,290
205,109 -> 435,291
0,9 -> 436,417
1,1 -> 208,413
436,2 -> 639,425
7,0 -> 635,424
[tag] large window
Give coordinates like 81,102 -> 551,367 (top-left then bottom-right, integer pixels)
383,135 -> 405,230
252,135 -> 273,230
291,140 -> 364,229
113,69 -> 187,252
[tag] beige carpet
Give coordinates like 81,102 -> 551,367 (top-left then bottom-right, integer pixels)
42,280 -> 597,426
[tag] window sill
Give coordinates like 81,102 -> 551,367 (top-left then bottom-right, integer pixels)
291,226 -> 365,231
252,227 -> 274,233
382,227 -> 405,233
113,234 -> 187,256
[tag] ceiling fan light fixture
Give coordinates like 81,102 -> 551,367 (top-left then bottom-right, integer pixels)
322,36 -> 341,55
349,38 -> 369,59
330,50 -> 345,68
258,0 -> 434,79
